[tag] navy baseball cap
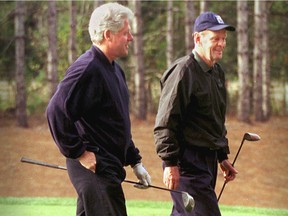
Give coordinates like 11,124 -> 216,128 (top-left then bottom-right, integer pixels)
193,12 -> 235,32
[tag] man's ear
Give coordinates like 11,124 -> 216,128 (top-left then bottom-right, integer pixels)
194,32 -> 201,44
103,29 -> 112,41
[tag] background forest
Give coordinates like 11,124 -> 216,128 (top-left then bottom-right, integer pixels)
0,0 -> 287,127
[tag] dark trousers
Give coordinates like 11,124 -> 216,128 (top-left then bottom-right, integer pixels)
66,158 -> 127,216
170,146 -> 221,216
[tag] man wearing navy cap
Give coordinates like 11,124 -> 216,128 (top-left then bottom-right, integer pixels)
154,12 -> 238,215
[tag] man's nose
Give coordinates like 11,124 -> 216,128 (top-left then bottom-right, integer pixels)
129,32 -> 134,41
219,39 -> 226,47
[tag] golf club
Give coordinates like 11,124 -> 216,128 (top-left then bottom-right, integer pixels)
20,157 -> 194,212
217,132 -> 261,202
124,179 -> 194,212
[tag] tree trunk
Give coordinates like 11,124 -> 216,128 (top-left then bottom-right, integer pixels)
15,1 -> 28,127
185,1 -> 195,54
166,0 -> 173,67
94,0 -> 104,9
200,0 -> 208,13
253,0 -> 264,121
131,0 -> 146,120
47,0 -> 58,98
68,0 -> 77,65
237,0 -> 250,122
261,2 -> 271,120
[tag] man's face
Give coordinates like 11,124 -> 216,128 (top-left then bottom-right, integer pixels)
109,19 -> 133,59
196,29 -> 227,66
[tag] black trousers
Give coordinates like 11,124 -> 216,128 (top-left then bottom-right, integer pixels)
170,146 -> 221,216
66,158 -> 127,216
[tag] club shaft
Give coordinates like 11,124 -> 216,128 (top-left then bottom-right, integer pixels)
232,137 -> 245,166
217,136 -> 245,202
21,157 -> 184,195
123,179 -> 183,194
21,157 -> 67,170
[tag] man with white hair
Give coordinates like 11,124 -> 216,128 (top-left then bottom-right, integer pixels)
46,3 -> 151,215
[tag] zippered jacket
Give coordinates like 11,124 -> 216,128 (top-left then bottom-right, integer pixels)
154,52 -> 229,167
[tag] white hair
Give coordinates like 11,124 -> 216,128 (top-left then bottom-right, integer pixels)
88,3 -> 134,44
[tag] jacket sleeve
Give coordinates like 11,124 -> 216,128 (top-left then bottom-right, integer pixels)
46,64 -> 101,159
117,66 -> 143,166
154,61 -> 191,167
125,139 -> 142,166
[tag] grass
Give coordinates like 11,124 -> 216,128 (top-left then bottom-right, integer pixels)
0,197 -> 287,216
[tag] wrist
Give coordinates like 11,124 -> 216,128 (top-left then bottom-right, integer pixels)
131,162 -> 142,169
217,149 -> 228,163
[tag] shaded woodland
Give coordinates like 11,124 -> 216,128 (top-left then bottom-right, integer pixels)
0,1 -> 287,127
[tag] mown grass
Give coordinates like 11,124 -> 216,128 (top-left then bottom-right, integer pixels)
0,197 -> 287,216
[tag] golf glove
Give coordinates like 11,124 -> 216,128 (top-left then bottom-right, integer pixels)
132,163 -> 151,189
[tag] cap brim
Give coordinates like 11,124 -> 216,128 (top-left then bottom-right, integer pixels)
208,25 -> 235,31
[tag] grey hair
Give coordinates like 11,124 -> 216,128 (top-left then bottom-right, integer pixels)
88,3 -> 134,44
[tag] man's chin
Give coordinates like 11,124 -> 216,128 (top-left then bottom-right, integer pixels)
119,52 -> 129,59
123,51 -> 129,57
214,55 -> 223,62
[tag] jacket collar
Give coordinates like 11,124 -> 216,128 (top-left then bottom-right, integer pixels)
91,45 -> 115,66
192,49 -> 212,73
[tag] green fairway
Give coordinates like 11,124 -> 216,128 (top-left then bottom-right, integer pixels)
0,197 -> 287,216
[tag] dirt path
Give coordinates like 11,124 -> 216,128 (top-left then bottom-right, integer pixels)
0,114 -> 287,209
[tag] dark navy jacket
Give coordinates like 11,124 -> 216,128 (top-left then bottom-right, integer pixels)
46,46 -> 141,179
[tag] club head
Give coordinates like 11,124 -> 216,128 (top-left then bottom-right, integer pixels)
244,132 -> 261,142
182,192 -> 195,212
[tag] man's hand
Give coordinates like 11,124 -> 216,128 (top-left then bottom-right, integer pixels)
163,166 -> 180,190
132,163 -> 151,188
220,159 -> 238,183
78,150 -> 96,173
